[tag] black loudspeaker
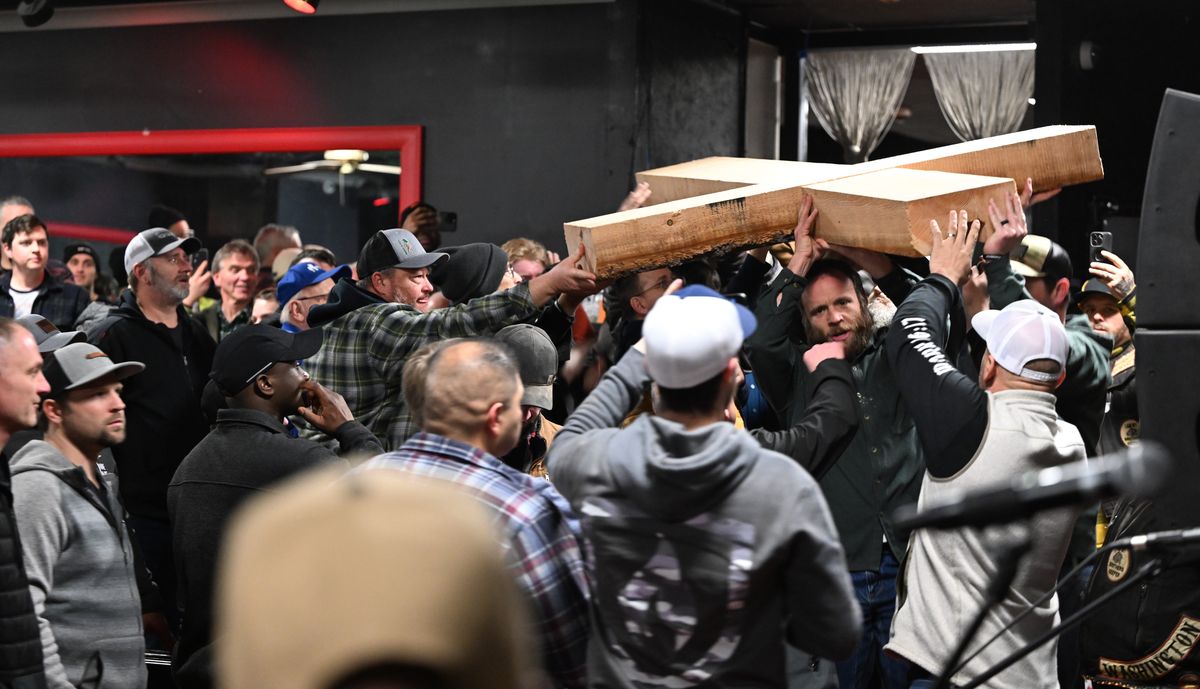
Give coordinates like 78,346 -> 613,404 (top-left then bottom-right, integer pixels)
1137,89 -> 1200,328
1135,330 -> 1200,525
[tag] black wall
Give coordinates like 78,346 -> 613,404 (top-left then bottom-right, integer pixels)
0,2 -> 657,253
1036,0 -> 1200,264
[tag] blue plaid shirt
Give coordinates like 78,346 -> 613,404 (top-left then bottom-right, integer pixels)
362,433 -> 588,689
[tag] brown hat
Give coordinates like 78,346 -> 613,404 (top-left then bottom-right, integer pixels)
216,469 -> 537,689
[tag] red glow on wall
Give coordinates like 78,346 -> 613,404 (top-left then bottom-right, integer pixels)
282,0 -> 317,14
372,197 -> 391,207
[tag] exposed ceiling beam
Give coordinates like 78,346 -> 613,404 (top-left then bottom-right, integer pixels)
0,0 -> 612,32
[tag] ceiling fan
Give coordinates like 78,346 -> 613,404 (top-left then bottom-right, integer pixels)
263,149 -> 401,176
264,149 -> 400,204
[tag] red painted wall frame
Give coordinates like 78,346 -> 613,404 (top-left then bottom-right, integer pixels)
0,124 -> 424,218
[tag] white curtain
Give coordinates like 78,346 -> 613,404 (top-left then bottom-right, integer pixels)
804,48 -> 916,163
923,50 -> 1035,141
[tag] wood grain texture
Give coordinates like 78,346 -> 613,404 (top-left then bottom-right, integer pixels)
567,170 -> 1016,277
572,125 -> 1102,278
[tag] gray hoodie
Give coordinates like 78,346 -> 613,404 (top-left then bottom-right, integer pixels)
548,350 -> 861,688
10,440 -> 145,689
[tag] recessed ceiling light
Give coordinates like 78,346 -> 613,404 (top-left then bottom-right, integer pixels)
911,43 -> 1036,54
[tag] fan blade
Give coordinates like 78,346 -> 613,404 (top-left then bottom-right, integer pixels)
357,163 -> 402,175
263,161 -> 339,175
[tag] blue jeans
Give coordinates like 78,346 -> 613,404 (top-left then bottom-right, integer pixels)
836,545 -> 910,689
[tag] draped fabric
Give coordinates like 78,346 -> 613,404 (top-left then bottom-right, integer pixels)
804,48 -> 916,163
923,49 -> 1035,141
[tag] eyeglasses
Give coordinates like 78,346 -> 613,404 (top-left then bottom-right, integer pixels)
636,276 -> 671,296
505,264 -> 523,282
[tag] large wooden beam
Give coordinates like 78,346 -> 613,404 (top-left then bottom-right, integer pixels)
634,125 -> 1103,205
566,169 -> 1016,278
634,159 -> 842,205
568,125 -> 1103,278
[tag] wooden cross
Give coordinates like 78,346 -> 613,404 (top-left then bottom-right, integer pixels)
564,126 -> 1104,279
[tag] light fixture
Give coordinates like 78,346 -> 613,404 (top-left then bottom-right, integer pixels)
911,42 -> 1036,55
283,0 -> 319,14
17,0 -> 54,28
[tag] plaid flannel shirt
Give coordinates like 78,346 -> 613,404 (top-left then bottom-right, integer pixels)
304,282 -> 540,449
363,433 -> 589,689
0,270 -> 90,332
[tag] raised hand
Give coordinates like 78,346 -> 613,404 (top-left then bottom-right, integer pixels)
1019,177 -> 1062,209
184,259 -> 211,309
983,191 -> 1028,255
618,181 -> 653,212
528,244 -> 598,306
803,341 -> 846,371
787,194 -> 828,278
1090,250 -> 1135,301
929,210 -> 982,287
296,380 -> 355,434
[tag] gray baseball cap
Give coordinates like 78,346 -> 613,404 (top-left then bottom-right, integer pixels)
124,227 -> 201,274
495,324 -> 557,410
15,315 -> 86,353
43,343 -> 145,395
357,228 -> 447,277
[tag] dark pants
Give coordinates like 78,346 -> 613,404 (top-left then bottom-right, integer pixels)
836,544 -> 910,689
128,514 -> 179,637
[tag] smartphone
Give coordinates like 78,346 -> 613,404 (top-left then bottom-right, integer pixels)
436,211 -> 458,233
191,248 -> 209,270
1089,231 -> 1112,265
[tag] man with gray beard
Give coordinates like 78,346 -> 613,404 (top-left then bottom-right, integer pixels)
88,227 -> 216,627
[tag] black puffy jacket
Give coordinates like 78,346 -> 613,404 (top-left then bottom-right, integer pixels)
0,454 -> 46,689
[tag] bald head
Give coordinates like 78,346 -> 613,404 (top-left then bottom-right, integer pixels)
422,340 -> 523,455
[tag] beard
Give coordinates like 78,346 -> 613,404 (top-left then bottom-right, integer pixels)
146,262 -> 189,302
803,303 -> 875,362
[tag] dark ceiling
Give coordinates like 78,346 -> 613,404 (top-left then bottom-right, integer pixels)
730,0 -> 1035,33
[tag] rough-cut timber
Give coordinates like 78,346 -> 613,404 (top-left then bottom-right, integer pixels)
634,158 -> 844,204
804,169 -> 1017,256
633,125 -> 1103,205
568,125 -> 1104,278
566,169 -> 1017,278
873,125 -> 1104,193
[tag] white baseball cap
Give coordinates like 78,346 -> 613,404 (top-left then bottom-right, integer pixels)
642,285 -> 756,389
971,299 -> 1068,383
124,227 -> 201,274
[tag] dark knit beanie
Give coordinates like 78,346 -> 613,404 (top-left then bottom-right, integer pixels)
429,243 -> 507,304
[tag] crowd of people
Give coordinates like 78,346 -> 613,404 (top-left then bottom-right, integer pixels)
0,176 -> 1151,689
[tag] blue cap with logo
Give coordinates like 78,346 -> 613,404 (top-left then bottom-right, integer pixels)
276,261 -> 352,305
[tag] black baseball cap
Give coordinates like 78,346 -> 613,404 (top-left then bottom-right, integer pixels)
210,325 -> 324,396
1074,277 -> 1118,304
494,324 -> 557,410
357,228 -> 447,278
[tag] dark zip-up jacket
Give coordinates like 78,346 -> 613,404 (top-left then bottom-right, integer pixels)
0,272 -> 89,333
86,291 -> 216,520
745,265 -> 925,571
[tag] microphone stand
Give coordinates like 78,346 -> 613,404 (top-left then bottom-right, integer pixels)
931,530 -> 1033,689
958,557 -> 1165,689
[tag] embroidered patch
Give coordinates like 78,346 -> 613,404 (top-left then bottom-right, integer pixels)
85,351 -> 109,360
1120,420 -> 1140,447
1099,615 -> 1200,680
1106,548 -> 1130,582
